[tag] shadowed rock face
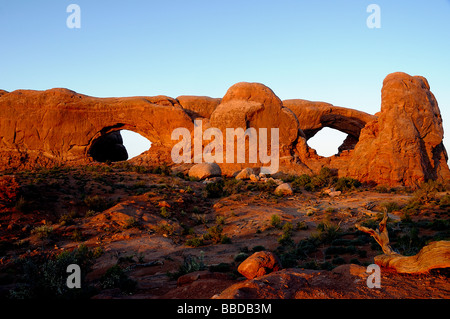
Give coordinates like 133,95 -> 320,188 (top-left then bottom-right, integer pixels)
88,131 -> 128,162
0,72 -> 448,186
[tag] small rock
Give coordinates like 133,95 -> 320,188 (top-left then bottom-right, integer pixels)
274,183 -> 294,196
249,174 -> 259,182
158,201 -> 171,208
235,168 -> 254,180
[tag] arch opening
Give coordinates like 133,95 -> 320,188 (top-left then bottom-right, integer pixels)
121,130 -> 152,160
307,127 -> 349,158
88,130 -> 152,162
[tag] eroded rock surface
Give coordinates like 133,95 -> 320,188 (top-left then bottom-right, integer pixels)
0,72 -> 448,186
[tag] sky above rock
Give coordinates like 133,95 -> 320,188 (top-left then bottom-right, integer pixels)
1,0 -> 449,157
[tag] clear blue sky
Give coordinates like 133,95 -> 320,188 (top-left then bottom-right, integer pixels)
1,0 -> 449,158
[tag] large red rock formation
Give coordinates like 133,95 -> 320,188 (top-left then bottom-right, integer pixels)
210,82 -> 300,157
346,72 -> 450,186
0,88 -> 193,169
0,72 -> 448,186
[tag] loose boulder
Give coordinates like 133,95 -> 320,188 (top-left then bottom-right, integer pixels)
274,183 -> 294,196
188,162 -> 222,180
237,251 -> 282,280
235,167 -> 255,180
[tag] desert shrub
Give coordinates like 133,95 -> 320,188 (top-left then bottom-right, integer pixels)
205,180 -> 224,198
100,264 -> 136,293
411,180 -> 443,204
123,217 -> 139,229
59,211 -> 77,225
334,177 -> 361,192
83,195 -> 115,212
295,221 -> 308,230
291,174 -> 312,190
223,179 -> 244,195
15,196 -> 31,213
31,225 -> 54,238
168,254 -> 206,279
9,244 -> 97,299
278,222 -> 294,246
185,237 -> 204,247
250,179 -> 278,192
151,164 -> 171,176
203,225 -> 225,244
233,252 -> 249,263
270,214 -> 282,228
156,222 -> 175,236
394,227 -> 426,256
71,229 -> 84,242
315,221 -> 341,244
294,237 -> 320,260
160,207 -> 171,219
252,245 -> 266,252
0,175 -> 19,206
380,201 -> 401,213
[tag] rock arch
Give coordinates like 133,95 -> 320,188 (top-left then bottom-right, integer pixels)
0,88 -> 194,169
0,72 -> 449,186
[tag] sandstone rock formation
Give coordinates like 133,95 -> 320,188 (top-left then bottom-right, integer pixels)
0,88 -> 193,169
177,95 -> 221,119
283,99 -> 375,143
210,82 -> 300,158
0,72 -> 448,187
214,268 -> 308,299
345,72 -> 450,186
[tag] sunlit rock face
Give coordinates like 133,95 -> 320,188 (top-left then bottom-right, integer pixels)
0,72 -> 448,187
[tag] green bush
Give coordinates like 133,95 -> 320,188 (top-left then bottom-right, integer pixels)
9,244 -> 98,299
59,211 -> 77,225
123,217 -> 139,229
31,225 -> 54,238
334,177 -> 361,192
160,207 -> 171,219
84,195 -> 115,212
234,252 -> 249,263
169,254 -> 206,280
205,180 -> 224,198
270,214 -> 282,228
291,174 -> 312,190
185,237 -> 204,247
381,201 -> 400,213
315,221 -> 341,244
223,179 -> 244,195
278,222 -> 294,246
100,264 -> 136,293
203,225 -> 225,244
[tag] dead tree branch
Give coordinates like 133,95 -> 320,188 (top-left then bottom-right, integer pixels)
355,211 -> 450,274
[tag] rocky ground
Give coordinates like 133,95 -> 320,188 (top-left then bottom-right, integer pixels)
0,163 -> 449,299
